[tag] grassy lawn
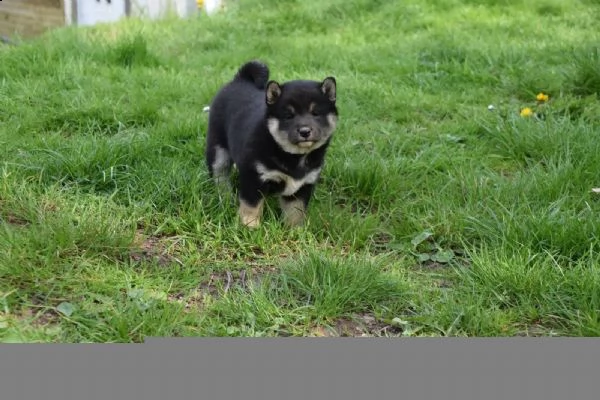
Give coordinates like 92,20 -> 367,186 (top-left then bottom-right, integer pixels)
1,0 -> 600,341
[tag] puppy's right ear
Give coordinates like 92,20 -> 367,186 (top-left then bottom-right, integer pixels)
266,81 -> 282,105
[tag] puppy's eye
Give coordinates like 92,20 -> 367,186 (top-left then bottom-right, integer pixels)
311,109 -> 321,116
284,111 -> 295,119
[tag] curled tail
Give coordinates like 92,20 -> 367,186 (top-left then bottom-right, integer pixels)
234,60 -> 270,90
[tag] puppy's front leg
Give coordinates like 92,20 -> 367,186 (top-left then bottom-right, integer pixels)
238,170 -> 265,228
280,184 -> 314,227
238,197 -> 264,228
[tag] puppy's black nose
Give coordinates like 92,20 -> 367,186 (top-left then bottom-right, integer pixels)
298,127 -> 312,138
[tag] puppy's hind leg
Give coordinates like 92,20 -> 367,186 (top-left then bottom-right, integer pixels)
206,145 -> 233,195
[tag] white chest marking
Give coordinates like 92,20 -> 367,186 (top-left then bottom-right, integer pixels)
255,162 -> 321,196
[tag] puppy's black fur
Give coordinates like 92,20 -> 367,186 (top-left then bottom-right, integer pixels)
206,61 -> 338,227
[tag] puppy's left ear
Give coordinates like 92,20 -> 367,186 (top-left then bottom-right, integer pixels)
321,77 -> 336,103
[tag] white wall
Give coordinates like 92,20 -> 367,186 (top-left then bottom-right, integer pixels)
76,0 -> 128,26
64,0 -> 205,26
204,0 -> 222,15
130,0 -> 199,19
63,0 -> 74,25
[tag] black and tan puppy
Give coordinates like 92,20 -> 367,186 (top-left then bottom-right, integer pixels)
206,61 -> 338,228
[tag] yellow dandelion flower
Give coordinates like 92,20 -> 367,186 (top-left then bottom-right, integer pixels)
536,92 -> 549,102
520,107 -> 533,117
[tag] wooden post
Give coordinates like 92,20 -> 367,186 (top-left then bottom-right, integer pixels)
0,0 -> 67,38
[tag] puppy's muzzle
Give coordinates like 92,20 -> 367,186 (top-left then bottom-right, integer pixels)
297,126 -> 313,139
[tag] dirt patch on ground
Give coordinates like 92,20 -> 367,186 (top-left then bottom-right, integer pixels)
11,295 -> 61,329
369,232 -> 395,254
198,266 -> 279,298
31,309 -> 60,327
334,198 -> 380,217
514,321 -> 559,337
417,261 -> 450,271
129,231 -> 182,267
309,313 -> 404,337
433,279 -> 454,288
417,261 -> 455,288
167,290 -> 206,312
166,266 -> 280,311
1,199 -> 59,227
2,212 -> 30,226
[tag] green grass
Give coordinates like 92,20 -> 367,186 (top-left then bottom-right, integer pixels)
2,0 -> 600,341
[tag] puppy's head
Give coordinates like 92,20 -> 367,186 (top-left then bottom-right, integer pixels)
265,77 -> 338,154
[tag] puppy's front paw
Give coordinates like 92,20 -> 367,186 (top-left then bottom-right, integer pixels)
239,199 -> 264,229
241,214 -> 261,228
280,198 -> 306,227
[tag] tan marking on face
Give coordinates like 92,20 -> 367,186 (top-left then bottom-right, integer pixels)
280,198 -> 306,227
267,118 -> 331,155
297,141 -> 314,148
308,102 -> 316,113
326,113 -> 338,130
239,199 -> 264,228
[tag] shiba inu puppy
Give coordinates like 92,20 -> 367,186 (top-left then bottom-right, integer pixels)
205,61 -> 338,228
